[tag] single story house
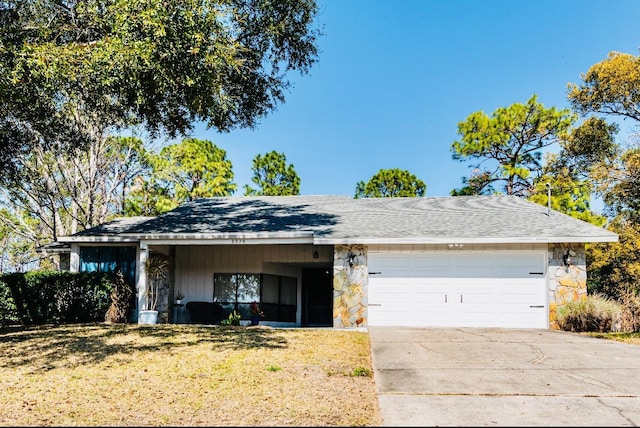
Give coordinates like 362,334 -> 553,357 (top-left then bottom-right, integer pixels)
54,195 -> 618,329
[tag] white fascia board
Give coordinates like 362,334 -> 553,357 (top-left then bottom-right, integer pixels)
60,231 -> 315,245
57,236 -> 140,243
141,237 -> 314,246
136,231 -> 314,241
313,235 -> 619,245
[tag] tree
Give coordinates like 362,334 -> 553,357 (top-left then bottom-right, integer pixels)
528,170 -> 606,227
525,117 -> 618,226
567,52 -> 640,221
244,151 -> 300,196
0,134 -> 144,271
0,0 -> 321,182
0,208 -> 37,272
588,217 -> 640,299
602,148 -> 640,221
552,116 -> 639,221
450,95 -> 576,197
565,51 -> 640,301
124,176 -> 173,217
567,51 -> 640,122
553,117 -> 620,180
354,168 -> 426,198
127,138 -> 236,214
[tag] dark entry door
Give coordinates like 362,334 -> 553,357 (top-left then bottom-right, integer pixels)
302,268 -> 333,326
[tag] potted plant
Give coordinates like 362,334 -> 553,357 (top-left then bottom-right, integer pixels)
249,301 -> 265,326
139,255 -> 168,324
175,290 -> 185,305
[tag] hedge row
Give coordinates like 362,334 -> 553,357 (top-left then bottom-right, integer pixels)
0,271 -> 126,326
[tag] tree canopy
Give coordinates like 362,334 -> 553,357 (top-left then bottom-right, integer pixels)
0,0 -> 321,182
565,50 -> 640,300
528,170 -> 606,227
451,95 -> 576,197
568,51 -> 640,122
355,168 -> 426,198
126,138 -> 236,215
0,134 -> 144,270
564,52 -> 640,223
244,151 -> 300,196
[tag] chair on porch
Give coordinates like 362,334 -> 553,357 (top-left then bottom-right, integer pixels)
185,301 -> 227,324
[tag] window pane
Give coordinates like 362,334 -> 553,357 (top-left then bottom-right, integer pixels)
79,247 -> 99,273
262,274 -> 279,304
99,247 -> 116,274
79,246 -> 136,284
213,273 -> 296,322
117,247 -> 136,285
214,274 -> 235,302
281,276 -> 297,305
236,274 -> 260,302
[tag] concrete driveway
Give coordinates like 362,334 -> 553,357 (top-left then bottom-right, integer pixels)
368,327 -> 640,426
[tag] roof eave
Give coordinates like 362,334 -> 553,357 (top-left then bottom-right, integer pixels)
313,236 -> 619,245
57,232 -> 619,246
58,231 -> 315,245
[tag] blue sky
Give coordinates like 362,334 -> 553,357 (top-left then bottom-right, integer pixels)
193,0 -> 640,202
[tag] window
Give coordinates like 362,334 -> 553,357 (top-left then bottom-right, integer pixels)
79,246 -> 136,285
262,274 -> 296,322
214,274 -> 261,318
213,273 -> 296,322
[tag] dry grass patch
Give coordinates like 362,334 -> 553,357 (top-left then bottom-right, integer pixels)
584,331 -> 640,345
0,323 -> 382,426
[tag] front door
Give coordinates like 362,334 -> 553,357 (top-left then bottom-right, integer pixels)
302,268 -> 333,326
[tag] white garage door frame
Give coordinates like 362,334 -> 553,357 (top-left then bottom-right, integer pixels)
367,251 -> 548,329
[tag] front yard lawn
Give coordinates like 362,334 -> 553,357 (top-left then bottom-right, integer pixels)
0,324 -> 382,426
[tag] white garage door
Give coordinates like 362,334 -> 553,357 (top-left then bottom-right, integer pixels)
367,252 -> 548,328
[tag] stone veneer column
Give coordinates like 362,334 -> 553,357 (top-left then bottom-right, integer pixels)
548,244 -> 587,329
333,245 -> 368,328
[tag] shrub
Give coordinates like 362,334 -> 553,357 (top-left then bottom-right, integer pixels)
619,290 -> 640,332
0,271 -> 122,325
351,366 -> 372,377
220,310 -> 241,326
557,293 -> 622,332
105,270 -> 136,323
0,278 -> 20,326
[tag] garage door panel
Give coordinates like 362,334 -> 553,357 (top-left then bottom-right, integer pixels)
369,279 -> 450,304
367,252 -> 547,328
455,256 -> 493,268
368,307 -> 452,327
371,289 -> 448,305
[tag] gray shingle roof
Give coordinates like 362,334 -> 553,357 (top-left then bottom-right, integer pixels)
63,195 -> 618,244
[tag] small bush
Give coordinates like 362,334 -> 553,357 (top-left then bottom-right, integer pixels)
619,290 -> 640,333
220,310 -> 241,326
105,271 -> 135,323
351,366 -> 372,377
558,293 -> 622,332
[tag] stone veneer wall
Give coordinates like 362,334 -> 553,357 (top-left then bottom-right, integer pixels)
548,243 -> 587,330
331,243 -> 588,329
333,245 -> 368,327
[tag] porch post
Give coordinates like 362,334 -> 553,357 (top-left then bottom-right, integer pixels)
69,243 -> 80,272
137,242 -> 148,323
